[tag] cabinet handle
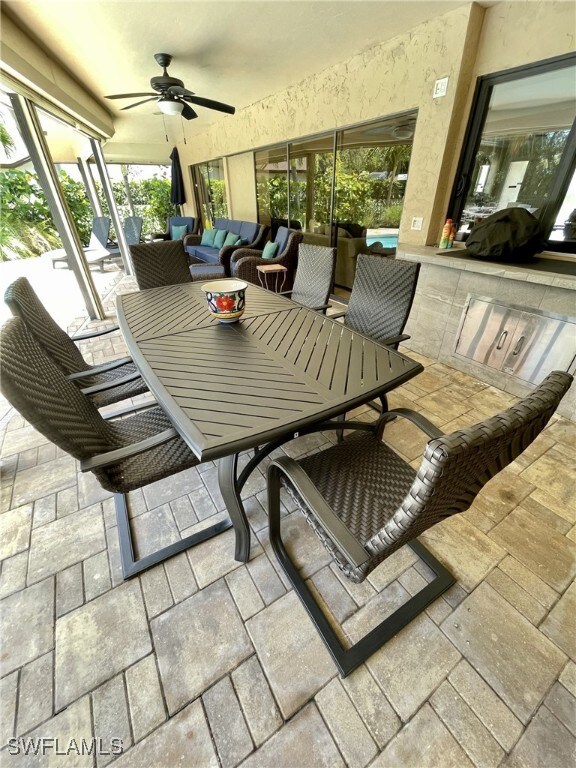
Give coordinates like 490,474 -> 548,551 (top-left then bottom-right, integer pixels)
512,336 -> 525,356
496,330 -> 508,350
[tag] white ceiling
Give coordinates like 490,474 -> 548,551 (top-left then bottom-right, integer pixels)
4,0 -> 468,158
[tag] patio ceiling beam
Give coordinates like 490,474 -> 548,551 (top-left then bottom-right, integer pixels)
10,93 -> 105,320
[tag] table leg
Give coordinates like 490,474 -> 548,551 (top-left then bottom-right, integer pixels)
218,453 -> 251,562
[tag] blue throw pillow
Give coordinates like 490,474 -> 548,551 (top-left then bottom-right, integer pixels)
213,229 -> 228,249
171,224 -> 189,240
223,231 -> 239,246
261,242 -> 279,259
200,229 -> 216,246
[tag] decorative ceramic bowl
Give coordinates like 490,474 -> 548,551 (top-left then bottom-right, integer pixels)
201,279 -> 248,323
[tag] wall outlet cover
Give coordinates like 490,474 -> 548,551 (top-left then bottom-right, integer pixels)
411,217 -> 424,231
433,77 -> 449,98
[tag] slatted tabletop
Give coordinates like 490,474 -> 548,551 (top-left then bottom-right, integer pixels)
117,282 -> 423,460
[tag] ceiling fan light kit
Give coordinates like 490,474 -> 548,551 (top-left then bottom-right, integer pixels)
105,53 -> 235,120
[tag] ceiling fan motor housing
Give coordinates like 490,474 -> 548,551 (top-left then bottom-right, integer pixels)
150,75 -> 184,93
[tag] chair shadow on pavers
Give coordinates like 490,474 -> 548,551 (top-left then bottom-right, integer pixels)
0,317 -> 232,578
266,370 -> 572,676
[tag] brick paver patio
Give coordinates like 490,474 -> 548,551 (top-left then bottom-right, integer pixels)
0,273 -> 574,767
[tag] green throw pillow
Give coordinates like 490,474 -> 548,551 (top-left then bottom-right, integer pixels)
171,224 -> 189,240
261,242 -> 279,259
236,237 -> 248,245
200,229 -> 216,246
224,231 -> 239,246
213,229 -> 228,249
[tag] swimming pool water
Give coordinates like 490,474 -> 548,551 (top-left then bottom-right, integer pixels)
366,235 -> 398,248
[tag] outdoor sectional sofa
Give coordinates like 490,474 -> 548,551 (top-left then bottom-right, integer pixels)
185,218 -> 269,276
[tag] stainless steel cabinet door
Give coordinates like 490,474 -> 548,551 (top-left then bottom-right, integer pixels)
502,312 -> 576,383
455,298 -> 519,369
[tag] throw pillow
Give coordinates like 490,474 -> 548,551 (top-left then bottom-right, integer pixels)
261,242 -> 279,259
200,229 -> 216,246
236,237 -> 248,246
171,224 -> 189,240
213,229 -> 228,249
224,231 -> 239,246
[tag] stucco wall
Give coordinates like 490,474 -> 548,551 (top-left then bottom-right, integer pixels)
179,1 -> 575,245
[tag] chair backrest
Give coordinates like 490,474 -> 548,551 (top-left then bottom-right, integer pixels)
88,216 -> 112,250
124,216 -> 143,245
130,240 -> 192,290
4,276 -> 89,375
345,254 -> 420,344
371,370 -> 573,559
291,244 -> 336,309
0,318 -> 116,462
167,217 -> 196,240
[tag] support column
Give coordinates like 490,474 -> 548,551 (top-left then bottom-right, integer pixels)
90,138 -> 133,275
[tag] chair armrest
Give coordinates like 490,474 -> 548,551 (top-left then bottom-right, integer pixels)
102,398 -> 156,420
378,408 -> 444,439
80,427 -> 178,471
183,233 -> 202,247
330,310 -> 347,320
268,456 -> 370,568
80,371 -> 141,395
278,292 -> 331,313
382,333 -> 410,347
71,325 -> 120,341
150,232 -> 169,241
229,248 -> 263,266
67,356 -> 133,381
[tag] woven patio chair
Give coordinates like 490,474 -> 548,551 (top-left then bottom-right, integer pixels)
130,240 -> 192,290
267,370 -> 572,676
150,216 -> 198,241
4,277 -> 148,410
280,244 -> 336,312
0,317 -> 231,578
332,254 -> 420,415
230,227 -> 303,289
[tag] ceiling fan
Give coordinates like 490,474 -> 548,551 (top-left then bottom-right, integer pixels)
105,53 -> 235,120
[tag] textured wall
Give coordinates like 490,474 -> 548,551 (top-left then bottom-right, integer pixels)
179,4 -> 481,245
179,1 -> 575,245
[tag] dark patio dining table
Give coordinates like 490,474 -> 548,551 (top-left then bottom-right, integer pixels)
116,281 -> 423,563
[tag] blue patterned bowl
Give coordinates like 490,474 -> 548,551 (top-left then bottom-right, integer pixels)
201,279 -> 247,323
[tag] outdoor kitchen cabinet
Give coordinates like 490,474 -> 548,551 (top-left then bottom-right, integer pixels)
455,297 -> 576,384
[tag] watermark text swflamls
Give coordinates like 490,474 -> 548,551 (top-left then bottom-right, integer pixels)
7,737 -> 124,757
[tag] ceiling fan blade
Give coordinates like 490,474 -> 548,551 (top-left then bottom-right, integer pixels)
167,85 -> 195,98
105,92 -> 156,99
186,95 -> 236,115
181,103 -> 198,121
120,97 -> 158,111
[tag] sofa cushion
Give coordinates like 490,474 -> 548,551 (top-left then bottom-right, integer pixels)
274,226 -> 290,255
224,231 -> 239,246
262,242 -> 279,259
171,224 -> 189,240
186,245 -> 220,264
213,229 -> 228,248
239,221 -> 259,242
200,229 -> 216,246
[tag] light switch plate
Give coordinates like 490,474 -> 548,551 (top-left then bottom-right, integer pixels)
411,217 -> 423,231
433,77 -> 449,98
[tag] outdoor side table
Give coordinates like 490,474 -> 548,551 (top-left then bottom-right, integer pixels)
256,263 -> 287,292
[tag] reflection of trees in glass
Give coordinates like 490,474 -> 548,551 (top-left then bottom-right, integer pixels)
255,141 -> 412,229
